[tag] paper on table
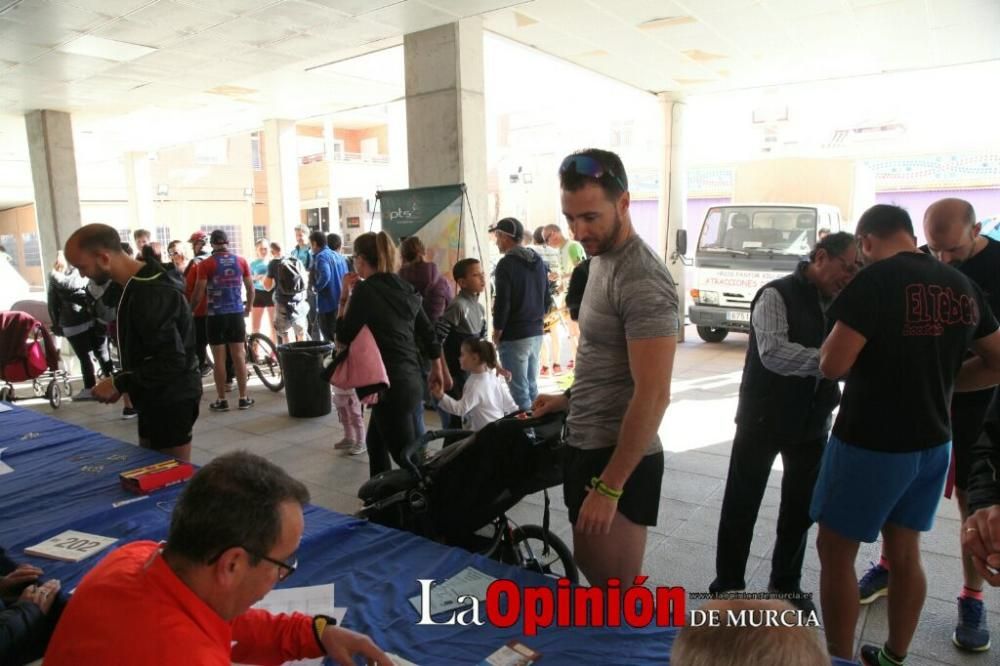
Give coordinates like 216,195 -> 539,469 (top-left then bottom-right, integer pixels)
408,566 -> 498,616
387,653 -> 421,666
239,584 -> 346,666
0,448 -> 11,476
0,402 -> 12,412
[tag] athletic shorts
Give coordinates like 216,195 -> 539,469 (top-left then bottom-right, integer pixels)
206,312 -> 246,346
563,446 -> 664,527
273,302 -> 309,335
252,290 -> 273,308
809,434 -> 950,543
951,389 -> 995,491
137,399 -> 200,450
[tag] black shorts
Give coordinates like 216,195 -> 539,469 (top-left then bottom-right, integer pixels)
206,313 -> 246,346
137,399 -> 200,450
952,388 -> 995,490
563,446 -> 664,527
252,290 -> 273,308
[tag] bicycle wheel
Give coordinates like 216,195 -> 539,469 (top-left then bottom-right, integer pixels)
509,524 -> 579,584
247,333 -> 283,392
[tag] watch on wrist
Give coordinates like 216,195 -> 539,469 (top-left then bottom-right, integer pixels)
312,614 -> 336,652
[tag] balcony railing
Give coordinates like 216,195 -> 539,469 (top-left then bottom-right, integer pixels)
300,152 -> 390,165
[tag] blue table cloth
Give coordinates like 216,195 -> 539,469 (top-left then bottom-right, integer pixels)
0,405 -> 675,664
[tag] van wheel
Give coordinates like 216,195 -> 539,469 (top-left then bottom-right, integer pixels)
697,326 -> 729,343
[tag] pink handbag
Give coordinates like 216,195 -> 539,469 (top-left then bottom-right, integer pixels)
330,325 -> 390,405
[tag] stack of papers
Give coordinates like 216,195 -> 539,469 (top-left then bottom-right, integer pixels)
237,584 -> 347,666
24,530 -> 117,562
408,566 -> 498,616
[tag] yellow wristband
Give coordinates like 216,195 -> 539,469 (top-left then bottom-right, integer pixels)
590,476 -> 623,500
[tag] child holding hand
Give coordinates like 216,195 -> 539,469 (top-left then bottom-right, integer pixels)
432,339 -> 518,431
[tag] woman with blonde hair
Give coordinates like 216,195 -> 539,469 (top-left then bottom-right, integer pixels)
337,231 -> 447,477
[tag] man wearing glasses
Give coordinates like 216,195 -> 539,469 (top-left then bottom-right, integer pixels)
533,149 -> 677,587
45,451 -> 393,665
710,231 -> 859,612
813,204 -> 1000,666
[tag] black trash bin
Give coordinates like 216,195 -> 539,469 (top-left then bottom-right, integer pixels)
278,341 -> 334,418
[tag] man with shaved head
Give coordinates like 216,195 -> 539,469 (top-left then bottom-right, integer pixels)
65,224 -> 202,461
857,199 -> 1000,654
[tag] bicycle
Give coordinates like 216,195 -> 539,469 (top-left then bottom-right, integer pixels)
245,332 -> 283,392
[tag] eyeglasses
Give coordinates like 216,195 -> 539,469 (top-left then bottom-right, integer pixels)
247,549 -> 297,581
833,255 -> 862,275
208,546 -> 298,581
559,154 -> 627,192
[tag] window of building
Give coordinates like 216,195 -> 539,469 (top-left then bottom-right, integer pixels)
253,225 -> 268,242
118,228 -> 132,246
155,226 -> 171,249
251,132 -> 262,171
0,234 -> 18,268
200,224 -> 242,256
22,232 -> 41,267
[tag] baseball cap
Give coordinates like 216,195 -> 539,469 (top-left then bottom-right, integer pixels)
209,229 -> 228,245
488,217 -> 524,241
189,230 -> 207,243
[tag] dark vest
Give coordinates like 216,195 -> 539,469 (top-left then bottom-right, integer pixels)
734,262 -> 841,440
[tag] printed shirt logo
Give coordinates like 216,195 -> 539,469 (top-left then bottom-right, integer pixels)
903,283 -> 979,337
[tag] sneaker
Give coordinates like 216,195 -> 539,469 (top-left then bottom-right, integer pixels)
121,406 -> 138,419
858,561 -> 889,605
238,397 -> 254,410
953,595 -> 991,652
209,399 -> 229,412
199,364 -> 213,377
552,363 -> 564,376
860,644 -> 905,666
73,387 -> 94,401
334,438 -> 355,450
348,440 -> 367,455
540,366 -> 550,377
768,586 -> 816,615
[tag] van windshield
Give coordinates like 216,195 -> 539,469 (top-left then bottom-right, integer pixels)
698,207 -> 817,256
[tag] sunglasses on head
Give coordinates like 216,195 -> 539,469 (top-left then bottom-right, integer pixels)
559,155 -> 627,192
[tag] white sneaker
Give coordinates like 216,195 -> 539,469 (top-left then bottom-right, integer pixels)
347,441 -> 367,455
74,387 -> 94,401
334,438 -> 354,450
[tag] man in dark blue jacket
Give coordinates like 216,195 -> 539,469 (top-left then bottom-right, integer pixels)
310,231 -> 348,342
490,217 -> 551,410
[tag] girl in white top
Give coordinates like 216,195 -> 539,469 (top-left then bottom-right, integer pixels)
432,339 -> 518,431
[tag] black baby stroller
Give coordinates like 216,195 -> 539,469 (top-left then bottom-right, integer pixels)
358,411 -> 579,583
0,310 -> 69,408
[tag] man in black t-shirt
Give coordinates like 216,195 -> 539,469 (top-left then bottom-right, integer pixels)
811,204 -> 1000,666
860,198 -> 1000,653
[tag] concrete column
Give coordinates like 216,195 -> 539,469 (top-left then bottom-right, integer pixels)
24,110 -> 81,268
263,119 -> 301,246
125,152 -> 154,232
403,18 -> 488,260
659,93 -> 687,342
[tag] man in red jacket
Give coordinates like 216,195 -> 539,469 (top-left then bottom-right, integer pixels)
44,451 -> 393,665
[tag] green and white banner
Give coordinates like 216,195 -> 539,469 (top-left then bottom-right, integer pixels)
379,185 -> 464,285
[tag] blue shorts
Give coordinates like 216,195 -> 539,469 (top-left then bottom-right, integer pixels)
809,434 -> 950,543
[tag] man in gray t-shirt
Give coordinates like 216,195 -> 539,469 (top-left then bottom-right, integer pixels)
534,149 -> 678,587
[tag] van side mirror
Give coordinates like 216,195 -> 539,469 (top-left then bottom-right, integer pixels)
675,229 -> 688,256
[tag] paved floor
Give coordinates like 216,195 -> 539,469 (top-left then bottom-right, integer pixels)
26,324 -> 999,665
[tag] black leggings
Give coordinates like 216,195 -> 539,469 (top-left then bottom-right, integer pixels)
366,375 -> 422,478
66,328 -> 113,389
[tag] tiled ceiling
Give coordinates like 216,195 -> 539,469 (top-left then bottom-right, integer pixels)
483,0 -> 1000,93
0,0 -> 996,159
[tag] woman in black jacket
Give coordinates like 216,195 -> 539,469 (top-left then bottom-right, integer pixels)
337,232 -> 445,477
48,252 -> 112,400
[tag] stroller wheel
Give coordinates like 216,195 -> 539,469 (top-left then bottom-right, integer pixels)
508,524 -> 579,584
46,380 -> 61,409
32,380 -> 45,397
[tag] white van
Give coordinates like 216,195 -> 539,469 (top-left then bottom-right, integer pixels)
688,203 -> 843,342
